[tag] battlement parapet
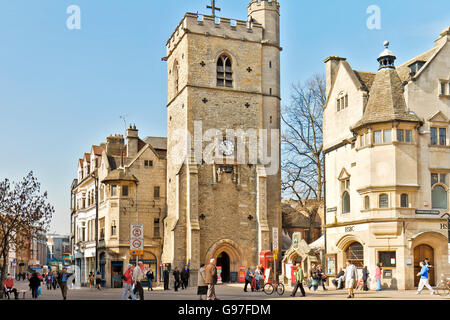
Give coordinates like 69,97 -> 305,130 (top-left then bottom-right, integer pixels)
248,0 -> 280,12
165,12 -> 264,56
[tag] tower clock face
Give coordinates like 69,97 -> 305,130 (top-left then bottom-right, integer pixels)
219,140 -> 234,156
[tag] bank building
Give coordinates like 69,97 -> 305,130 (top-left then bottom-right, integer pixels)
323,27 -> 450,290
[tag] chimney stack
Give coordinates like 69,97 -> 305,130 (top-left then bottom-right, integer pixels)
126,124 -> 139,157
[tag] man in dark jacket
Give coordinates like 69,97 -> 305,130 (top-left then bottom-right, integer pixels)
163,266 -> 169,290
173,267 -> 181,292
180,265 -> 190,290
205,259 -> 218,300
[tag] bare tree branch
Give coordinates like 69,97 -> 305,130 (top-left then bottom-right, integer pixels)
282,74 -> 325,243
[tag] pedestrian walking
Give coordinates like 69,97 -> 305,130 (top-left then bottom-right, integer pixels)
344,260 -> 358,299
243,267 -> 253,292
133,261 -> 145,300
46,273 -> 52,290
317,265 -> 327,291
163,266 -> 170,290
205,258 -> 219,300
197,264 -> 208,300
362,266 -> 369,291
173,267 -> 181,292
89,272 -> 95,289
416,261 -> 435,295
375,263 -> 382,291
146,268 -> 154,291
181,265 -> 190,290
29,272 -> 41,299
57,267 -> 70,300
121,264 -> 137,300
95,272 -> 102,290
52,271 -> 58,289
307,264 -> 319,291
290,263 -> 306,297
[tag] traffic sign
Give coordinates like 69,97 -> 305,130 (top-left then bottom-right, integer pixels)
273,250 -> 279,255
130,223 -> 144,251
272,227 -> 279,251
130,250 -> 144,256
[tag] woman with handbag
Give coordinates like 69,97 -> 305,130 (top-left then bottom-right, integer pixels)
317,265 -> 327,291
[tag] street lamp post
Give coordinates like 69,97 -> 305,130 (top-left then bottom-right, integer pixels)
91,173 -> 99,276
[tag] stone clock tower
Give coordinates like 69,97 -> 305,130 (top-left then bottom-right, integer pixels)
162,0 -> 282,284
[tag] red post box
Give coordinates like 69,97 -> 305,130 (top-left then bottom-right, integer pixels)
291,265 -> 297,286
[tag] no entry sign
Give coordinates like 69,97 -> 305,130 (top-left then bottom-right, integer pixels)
130,223 -> 144,252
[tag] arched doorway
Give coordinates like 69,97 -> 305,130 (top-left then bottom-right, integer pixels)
216,252 -> 231,283
414,244 -> 435,287
345,242 -> 364,268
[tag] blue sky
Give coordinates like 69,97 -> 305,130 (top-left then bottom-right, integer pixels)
0,0 -> 448,234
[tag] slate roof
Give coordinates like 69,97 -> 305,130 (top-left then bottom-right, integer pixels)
352,67 -> 420,131
144,137 -> 167,150
101,168 -> 138,183
353,70 -> 376,92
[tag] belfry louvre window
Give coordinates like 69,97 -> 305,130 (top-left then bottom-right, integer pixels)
217,55 -> 233,88
346,242 -> 364,268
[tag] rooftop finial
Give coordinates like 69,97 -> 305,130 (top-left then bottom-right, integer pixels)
377,40 -> 396,70
207,0 -> 221,18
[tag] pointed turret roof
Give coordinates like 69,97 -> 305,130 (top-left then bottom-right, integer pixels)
352,42 -> 420,131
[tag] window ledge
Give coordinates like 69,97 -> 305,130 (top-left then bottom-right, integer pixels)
438,94 -> 450,99
428,144 -> 450,149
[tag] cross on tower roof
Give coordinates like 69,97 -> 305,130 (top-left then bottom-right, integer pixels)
207,0 -> 221,18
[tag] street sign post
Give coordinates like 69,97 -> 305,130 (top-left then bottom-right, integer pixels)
130,223 -> 144,263
272,227 -> 279,283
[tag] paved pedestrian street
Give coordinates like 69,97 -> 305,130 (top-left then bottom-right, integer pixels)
7,280 -> 449,301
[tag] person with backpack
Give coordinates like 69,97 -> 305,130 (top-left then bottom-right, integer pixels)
121,264 -> 137,300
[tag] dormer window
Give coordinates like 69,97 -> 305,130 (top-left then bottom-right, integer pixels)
408,61 -> 425,76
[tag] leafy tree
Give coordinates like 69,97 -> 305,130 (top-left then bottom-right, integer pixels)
0,172 -> 54,299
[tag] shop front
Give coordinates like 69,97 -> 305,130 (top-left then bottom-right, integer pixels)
325,220 -> 450,290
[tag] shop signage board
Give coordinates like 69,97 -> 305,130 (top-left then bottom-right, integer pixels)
130,223 -> 144,253
415,210 -> 440,215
